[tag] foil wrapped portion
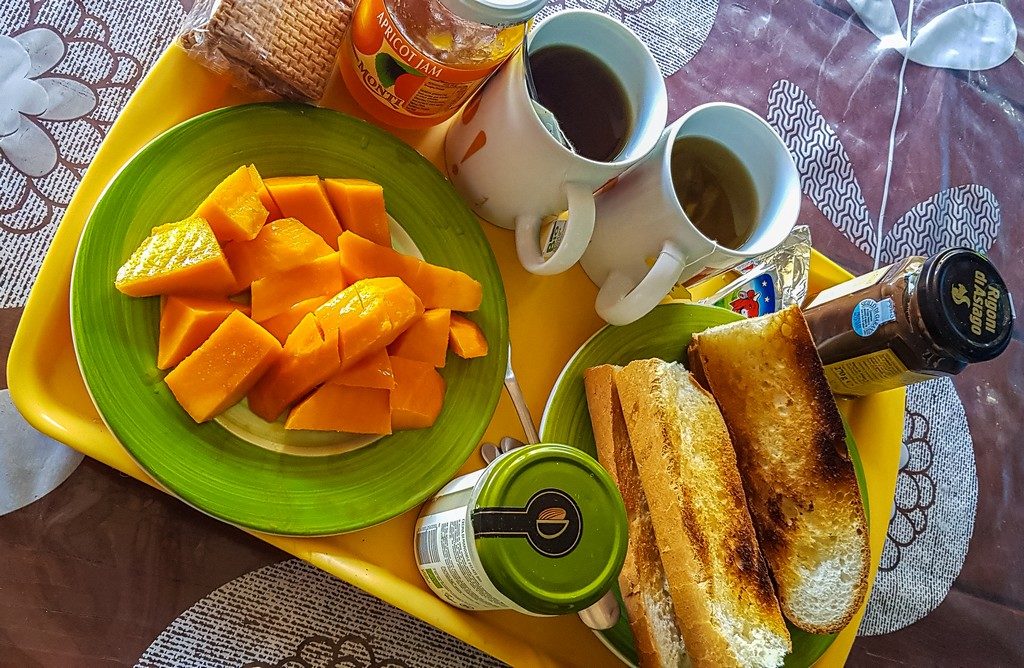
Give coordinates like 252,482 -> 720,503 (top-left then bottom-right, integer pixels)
698,226 -> 811,318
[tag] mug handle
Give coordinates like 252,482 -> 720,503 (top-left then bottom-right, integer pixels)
595,241 -> 686,326
514,182 -> 595,276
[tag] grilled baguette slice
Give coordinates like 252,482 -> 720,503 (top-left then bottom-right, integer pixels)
688,305 -> 870,634
585,365 -> 687,668
616,359 -> 791,668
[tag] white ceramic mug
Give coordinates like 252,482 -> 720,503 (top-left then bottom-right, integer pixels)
444,10 -> 667,275
581,103 -> 801,325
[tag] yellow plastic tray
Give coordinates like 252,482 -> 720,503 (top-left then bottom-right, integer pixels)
8,45 -> 904,667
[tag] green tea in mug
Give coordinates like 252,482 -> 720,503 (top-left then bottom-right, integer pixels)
671,135 -> 760,250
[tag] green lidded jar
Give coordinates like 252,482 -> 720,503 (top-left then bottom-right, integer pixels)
414,443 -> 627,615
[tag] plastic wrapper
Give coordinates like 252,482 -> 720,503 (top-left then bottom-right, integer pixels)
179,0 -> 354,101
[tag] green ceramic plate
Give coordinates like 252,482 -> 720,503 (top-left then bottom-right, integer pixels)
539,303 -> 868,667
71,103 -> 508,535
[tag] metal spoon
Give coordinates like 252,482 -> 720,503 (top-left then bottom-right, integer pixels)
504,344 -> 540,444
578,592 -> 621,630
479,436 -> 527,466
479,344 -> 536,463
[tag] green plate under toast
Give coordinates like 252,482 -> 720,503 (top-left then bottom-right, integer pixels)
539,303 -> 868,667
71,103 -> 508,535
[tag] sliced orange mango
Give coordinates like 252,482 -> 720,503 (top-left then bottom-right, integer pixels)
222,217 -> 334,291
336,231 -> 482,311
164,311 -> 281,422
115,217 -> 236,297
247,314 -> 342,422
258,294 -> 331,344
323,178 -> 391,247
250,252 -> 346,322
264,176 -> 342,249
285,383 -> 392,434
448,313 -> 489,359
247,164 -> 282,221
355,277 -> 423,335
157,296 -> 248,370
389,308 -> 451,368
412,261 -> 483,313
315,277 -> 423,368
328,347 -> 395,389
337,229 -> 415,281
390,356 -> 445,430
194,165 -> 268,242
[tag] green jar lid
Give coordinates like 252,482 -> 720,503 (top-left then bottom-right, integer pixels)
471,443 -> 627,616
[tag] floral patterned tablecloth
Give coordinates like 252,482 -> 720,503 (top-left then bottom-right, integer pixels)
2,0 -> 1022,665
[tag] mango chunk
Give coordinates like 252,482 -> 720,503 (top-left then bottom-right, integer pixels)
412,261 -> 483,313
247,165 -> 282,221
337,229 -> 415,281
164,310 -> 282,422
390,356 -> 445,430
158,296 -> 248,370
323,178 -> 391,247
285,383 -> 392,434
389,309 -> 451,368
222,217 -> 334,291
315,277 -> 423,369
258,294 -> 331,344
448,314 -> 489,359
265,176 -> 342,249
194,165 -> 268,242
115,216 -> 236,297
247,314 -> 342,422
355,276 -> 423,334
328,348 -> 395,389
250,252 -> 346,322
336,231 -> 482,311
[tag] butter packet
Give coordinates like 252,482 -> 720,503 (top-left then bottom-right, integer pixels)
698,226 -> 811,318
707,271 -> 781,317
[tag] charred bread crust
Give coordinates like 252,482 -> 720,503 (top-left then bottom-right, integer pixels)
689,306 -> 870,634
616,359 -> 790,666
585,365 -> 683,668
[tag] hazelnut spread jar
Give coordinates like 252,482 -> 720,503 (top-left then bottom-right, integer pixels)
803,248 -> 1014,397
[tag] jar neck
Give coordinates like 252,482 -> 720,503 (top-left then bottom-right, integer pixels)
386,0 -> 525,66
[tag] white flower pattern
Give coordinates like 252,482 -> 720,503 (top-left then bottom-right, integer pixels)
0,29 -> 96,177
0,0 -> 183,309
536,0 -> 718,77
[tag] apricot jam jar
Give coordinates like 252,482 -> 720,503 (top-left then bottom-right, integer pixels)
339,0 -> 544,128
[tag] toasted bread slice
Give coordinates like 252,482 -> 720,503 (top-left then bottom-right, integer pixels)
585,365 -> 687,668
616,359 -> 791,668
688,305 -> 870,634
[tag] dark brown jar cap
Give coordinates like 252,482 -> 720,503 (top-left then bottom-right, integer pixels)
919,248 -> 1014,362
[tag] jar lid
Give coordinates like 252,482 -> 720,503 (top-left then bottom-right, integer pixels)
438,0 -> 547,26
919,248 -> 1014,362
471,443 -> 627,616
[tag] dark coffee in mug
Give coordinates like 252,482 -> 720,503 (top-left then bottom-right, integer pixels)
670,135 -> 760,250
529,44 -> 633,162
